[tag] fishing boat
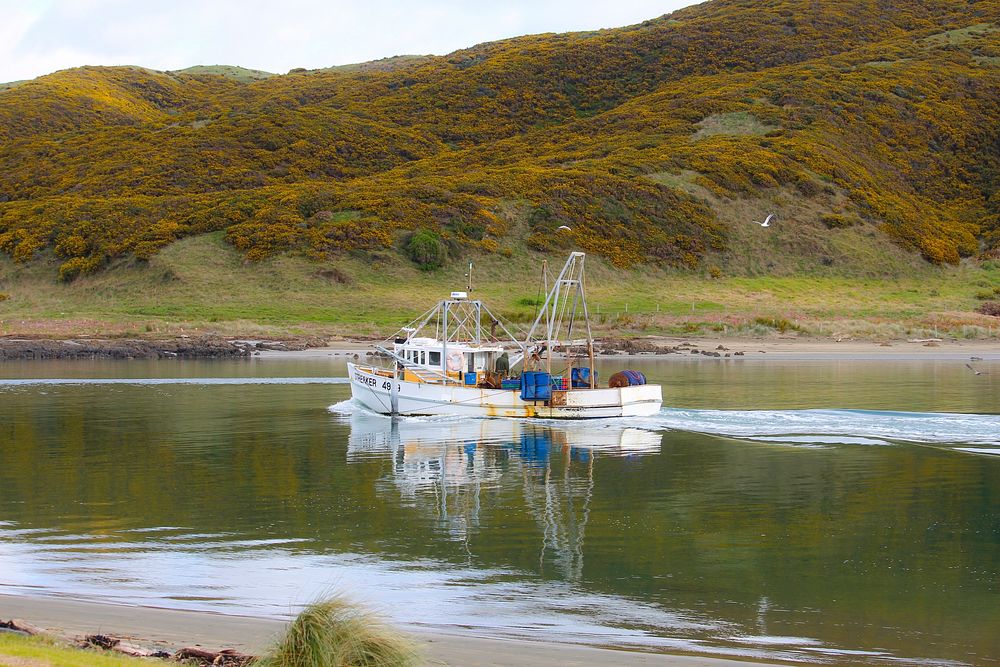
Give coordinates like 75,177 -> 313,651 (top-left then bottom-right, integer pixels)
347,252 -> 662,418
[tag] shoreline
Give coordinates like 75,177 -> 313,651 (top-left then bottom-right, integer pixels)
1,335 -> 999,363
261,337 -> 1000,362
0,592 -> 777,667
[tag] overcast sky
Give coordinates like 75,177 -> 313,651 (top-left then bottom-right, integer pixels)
1,1 -> 700,83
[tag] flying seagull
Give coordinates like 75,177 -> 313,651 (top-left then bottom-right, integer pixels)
965,363 -> 985,375
557,225 -> 572,231
754,214 -> 775,227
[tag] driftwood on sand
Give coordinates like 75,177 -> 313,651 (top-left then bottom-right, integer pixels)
0,619 -> 43,636
175,646 -> 256,665
1,618 -> 253,665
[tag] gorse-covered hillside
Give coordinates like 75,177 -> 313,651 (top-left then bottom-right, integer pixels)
1,0 -> 999,281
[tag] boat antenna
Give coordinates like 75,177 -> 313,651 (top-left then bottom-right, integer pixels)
465,261 -> 473,293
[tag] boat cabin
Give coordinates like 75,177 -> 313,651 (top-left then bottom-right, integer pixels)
393,337 -> 506,384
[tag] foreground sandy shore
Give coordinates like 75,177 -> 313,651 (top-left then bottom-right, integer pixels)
265,336 -> 1000,361
0,593 -> 776,667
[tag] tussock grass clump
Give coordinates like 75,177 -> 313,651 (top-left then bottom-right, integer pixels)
255,597 -> 419,667
752,316 -> 803,334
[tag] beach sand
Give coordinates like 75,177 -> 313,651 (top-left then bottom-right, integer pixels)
0,593 -> 776,666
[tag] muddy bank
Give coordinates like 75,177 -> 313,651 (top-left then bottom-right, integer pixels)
0,337 -> 245,360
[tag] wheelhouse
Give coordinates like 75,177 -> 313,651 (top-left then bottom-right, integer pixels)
393,338 -> 505,376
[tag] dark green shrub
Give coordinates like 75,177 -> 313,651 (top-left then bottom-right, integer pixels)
793,175 -> 820,196
976,301 -> 1000,317
405,229 -> 447,270
315,267 -> 352,284
821,214 -> 857,229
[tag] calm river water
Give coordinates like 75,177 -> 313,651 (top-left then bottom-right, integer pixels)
1,357 -> 998,665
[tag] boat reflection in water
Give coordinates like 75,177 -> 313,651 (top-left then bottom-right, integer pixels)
343,412 -> 660,579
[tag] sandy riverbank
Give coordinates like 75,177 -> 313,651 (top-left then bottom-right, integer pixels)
2,334 -> 998,363
0,593 -> 776,667
263,336 -> 1000,362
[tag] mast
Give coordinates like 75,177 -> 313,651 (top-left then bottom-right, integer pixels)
523,253 -> 594,380
441,301 -> 448,374
475,300 -> 482,344
581,267 -> 596,388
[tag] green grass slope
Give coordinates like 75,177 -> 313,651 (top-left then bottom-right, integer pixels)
173,64 -> 276,82
0,0 -> 999,321
3,232 -> 999,339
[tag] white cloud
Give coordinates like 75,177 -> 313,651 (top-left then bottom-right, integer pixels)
0,5 -> 44,81
0,0 -> 698,82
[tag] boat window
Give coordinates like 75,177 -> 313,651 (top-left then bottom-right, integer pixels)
420,351 -> 426,365
428,351 -> 441,366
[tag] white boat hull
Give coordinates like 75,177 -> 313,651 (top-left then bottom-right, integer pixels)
348,363 -> 662,419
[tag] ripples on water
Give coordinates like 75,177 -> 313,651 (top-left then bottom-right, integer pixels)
1,359 -> 998,665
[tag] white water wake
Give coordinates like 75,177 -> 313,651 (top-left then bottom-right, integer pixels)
636,408 -> 1000,446
329,400 -> 1000,447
